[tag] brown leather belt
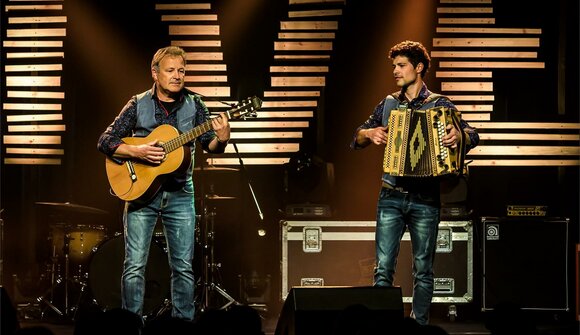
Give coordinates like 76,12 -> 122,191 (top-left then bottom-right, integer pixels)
382,182 -> 409,194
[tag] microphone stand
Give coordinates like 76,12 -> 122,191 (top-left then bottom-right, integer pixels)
231,143 -> 264,221
197,95 -> 264,311
202,93 -> 264,221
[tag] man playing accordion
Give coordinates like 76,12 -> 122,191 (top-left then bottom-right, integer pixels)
351,40 -> 479,325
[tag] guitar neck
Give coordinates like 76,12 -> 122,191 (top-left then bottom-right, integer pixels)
158,97 -> 260,153
161,119 -> 214,154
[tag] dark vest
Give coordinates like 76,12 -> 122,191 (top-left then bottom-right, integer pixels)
134,90 -> 196,136
134,90 -> 197,180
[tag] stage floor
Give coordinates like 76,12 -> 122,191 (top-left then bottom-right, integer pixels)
19,318 -> 490,335
17,313 -> 578,335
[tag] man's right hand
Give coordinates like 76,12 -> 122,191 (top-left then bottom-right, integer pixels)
365,126 -> 389,145
132,140 -> 166,164
115,140 -> 166,164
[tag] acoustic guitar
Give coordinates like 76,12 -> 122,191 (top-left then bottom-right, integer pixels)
105,96 -> 261,201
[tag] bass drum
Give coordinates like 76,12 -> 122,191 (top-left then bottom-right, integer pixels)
88,234 -> 170,315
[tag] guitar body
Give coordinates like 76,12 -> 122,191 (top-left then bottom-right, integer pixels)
105,124 -> 191,202
104,95 -> 262,202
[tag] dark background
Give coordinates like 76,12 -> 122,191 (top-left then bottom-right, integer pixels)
1,0 -> 578,318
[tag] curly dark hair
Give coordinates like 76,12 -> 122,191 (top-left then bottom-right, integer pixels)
388,40 -> 430,78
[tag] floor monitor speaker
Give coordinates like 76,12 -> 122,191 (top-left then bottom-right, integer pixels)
275,286 -> 403,335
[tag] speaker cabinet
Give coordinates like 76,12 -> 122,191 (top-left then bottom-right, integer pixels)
275,286 -> 403,335
482,217 -> 569,311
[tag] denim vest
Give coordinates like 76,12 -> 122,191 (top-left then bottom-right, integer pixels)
134,90 -> 197,180
381,92 -> 443,186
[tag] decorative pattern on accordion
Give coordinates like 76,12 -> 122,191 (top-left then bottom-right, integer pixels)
383,107 -> 465,177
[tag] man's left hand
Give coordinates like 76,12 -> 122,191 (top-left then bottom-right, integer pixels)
442,124 -> 461,149
212,112 -> 231,142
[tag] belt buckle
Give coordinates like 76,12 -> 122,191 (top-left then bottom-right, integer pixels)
395,186 -> 408,194
383,182 -> 408,194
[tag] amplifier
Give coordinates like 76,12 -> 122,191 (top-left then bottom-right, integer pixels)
506,205 -> 547,217
285,204 -> 331,218
482,216 -> 569,311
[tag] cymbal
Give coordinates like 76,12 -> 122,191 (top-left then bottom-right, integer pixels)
205,194 -> 237,200
35,202 -> 108,215
193,165 -> 239,172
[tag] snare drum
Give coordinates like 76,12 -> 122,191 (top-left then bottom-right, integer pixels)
87,234 -> 170,315
50,224 -> 106,264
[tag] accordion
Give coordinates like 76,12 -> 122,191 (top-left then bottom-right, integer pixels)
383,106 -> 466,177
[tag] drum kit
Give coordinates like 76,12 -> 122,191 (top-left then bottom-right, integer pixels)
34,165 -> 241,321
34,202 -> 110,319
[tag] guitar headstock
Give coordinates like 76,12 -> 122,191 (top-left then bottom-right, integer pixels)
244,96 -> 261,118
229,96 -> 261,120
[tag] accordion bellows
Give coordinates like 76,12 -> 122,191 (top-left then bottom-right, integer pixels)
383,106 -> 465,177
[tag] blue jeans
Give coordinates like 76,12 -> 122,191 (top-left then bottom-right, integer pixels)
122,179 -> 196,320
374,187 -> 440,325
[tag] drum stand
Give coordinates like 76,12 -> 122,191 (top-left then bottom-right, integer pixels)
198,205 -> 239,311
36,227 -> 84,320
